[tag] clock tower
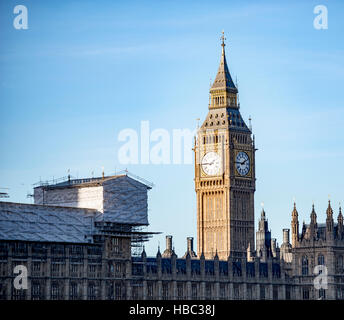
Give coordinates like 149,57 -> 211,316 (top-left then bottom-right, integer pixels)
194,33 -> 256,260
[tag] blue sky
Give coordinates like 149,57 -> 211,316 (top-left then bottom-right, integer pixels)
1,0 -> 343,256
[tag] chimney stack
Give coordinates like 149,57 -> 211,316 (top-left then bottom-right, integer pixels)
166,235 -> 172,251
187,237 -> 193,253
162,235 -> 173,258
182,237 -> 197,259
283,229 -> 290,244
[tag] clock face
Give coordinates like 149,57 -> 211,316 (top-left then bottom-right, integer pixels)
201,152 -> 222,176
235,151 -> 250,176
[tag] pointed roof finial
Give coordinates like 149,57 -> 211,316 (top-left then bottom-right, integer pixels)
221,30 -> 226,50
292,201 -> 298,218
338,204 -> 343,223
310,203 -> 317,224
260,202 -> 266,218
141,245 -> 146,258
327,198 -> 333,217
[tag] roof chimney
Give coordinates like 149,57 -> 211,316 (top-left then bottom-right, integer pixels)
162,235 -> 173,258
182,237 -> 197,259
187,237 -> 193,252
283,229 -> 290,244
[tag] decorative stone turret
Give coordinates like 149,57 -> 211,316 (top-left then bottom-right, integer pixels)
326,200 -> 334,240
338,206 -> 343,239
309,204 -> 317,239
291,202 -> 299,247
256,208 -> 272,262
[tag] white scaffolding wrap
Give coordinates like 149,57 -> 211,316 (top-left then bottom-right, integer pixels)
33,174 -> 151,226
0,202 -> 98,243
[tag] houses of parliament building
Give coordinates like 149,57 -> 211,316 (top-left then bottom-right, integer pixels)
1,34 -> 344,300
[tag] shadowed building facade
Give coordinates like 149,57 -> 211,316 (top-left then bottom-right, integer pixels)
291,201 -> 344,300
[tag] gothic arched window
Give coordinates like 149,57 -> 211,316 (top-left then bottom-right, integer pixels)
302,256 -> 308,275
318,254 -> 325,266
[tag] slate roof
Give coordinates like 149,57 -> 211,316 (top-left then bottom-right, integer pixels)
210,44 -> 237,93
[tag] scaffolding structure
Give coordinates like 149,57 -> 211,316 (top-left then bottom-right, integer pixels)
30,171 -> 159,255
94,221 -> 160,256
0,188 -> 9,199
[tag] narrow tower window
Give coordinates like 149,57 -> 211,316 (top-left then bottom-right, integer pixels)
302,256 -> 308,275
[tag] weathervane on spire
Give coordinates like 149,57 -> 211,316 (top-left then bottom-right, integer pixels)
221,30 -> 226,47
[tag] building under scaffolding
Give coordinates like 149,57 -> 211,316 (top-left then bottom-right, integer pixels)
32,171 -> 157,255
0,171 -> 159,300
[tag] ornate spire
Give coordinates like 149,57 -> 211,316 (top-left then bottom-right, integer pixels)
338,205 -> 343,223
302,220 -> 306,231
326,200 -> 333,218
210,31 -> 237,93
338,205 -> 343,239
291,202 -> 299,247
214,249 -> 219,260
261,208 -> 266,220
156,245 -> 161,258
221,30 -> 226,52
310,204 -> 317,225
260,202 -> 266,219
292,202 -> 298,218
141,245 -> 147,258
326,200 -> 334,237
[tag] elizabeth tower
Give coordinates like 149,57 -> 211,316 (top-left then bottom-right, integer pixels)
195,34 -> 256,260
